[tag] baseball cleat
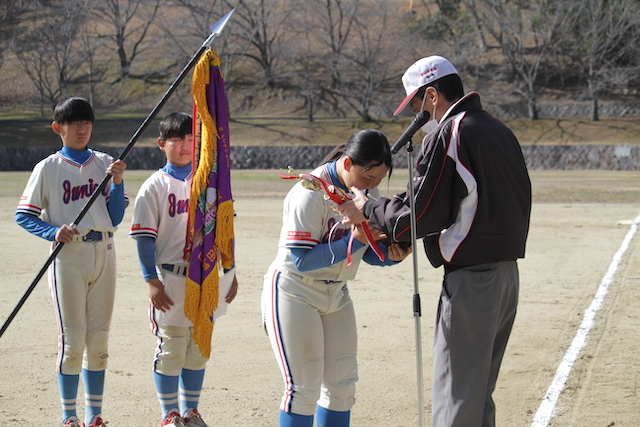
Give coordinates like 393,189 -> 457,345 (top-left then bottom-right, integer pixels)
87,416 -> 108,426
62,417 -> 85,427
160,411 -> 187,427
184,408 -> 209,427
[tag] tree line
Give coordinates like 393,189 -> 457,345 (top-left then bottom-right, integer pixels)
1,0 -> 639,121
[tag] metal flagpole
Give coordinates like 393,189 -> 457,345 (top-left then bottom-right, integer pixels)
0,9 -> 235,339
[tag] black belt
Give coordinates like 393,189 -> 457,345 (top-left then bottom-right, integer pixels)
161,264 -> 188,277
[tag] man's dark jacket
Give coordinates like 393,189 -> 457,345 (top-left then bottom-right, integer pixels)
366,92 -> 532,270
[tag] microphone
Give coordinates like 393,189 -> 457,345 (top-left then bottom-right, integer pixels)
391,111 -> 430,154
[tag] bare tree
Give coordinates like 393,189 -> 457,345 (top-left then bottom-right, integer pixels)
284,27 -> 326,121
292,0 -> 359,118
224,0 -> 291,90
316,0 -> 359,90
158,0 -> 243,87
0,2 -> 27,73
3,0 -> 638,121
337,1 -> 399,121
79,23 -> 110,108
561,0 -> 640,121
466,0 -> 574,120
88,0 -> 164,81
287,0 -> 409,121
10,0 -> 91,115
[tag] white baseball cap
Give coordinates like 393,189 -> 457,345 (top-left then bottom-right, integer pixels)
394,55 -> 458,116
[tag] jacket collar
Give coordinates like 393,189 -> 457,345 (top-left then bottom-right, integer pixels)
440,92 -> 483,122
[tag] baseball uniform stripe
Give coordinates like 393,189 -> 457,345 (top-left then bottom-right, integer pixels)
16,203 -> 42,216
150,305 -> 163,372
270,270 -> 295,412
50,258 -> 66,373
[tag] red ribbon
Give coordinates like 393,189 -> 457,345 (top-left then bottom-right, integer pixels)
280,172 -> 385,267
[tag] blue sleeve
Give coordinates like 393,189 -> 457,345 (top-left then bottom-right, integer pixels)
107,182 -> 126,226
290,234 -> 366,271
362,244 -> 399,266
15,212 -> 57,241
135,236 -> 158,281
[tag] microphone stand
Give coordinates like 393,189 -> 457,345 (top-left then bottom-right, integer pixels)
403,136 -> 425,427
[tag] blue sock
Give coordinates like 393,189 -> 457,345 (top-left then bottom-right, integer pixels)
58,373 -> 80,423
316,406 -> 350,427
154,372 -> 180,418
279,410 -> 314,427
82,369 -> 105,425
179,368 -> 205,415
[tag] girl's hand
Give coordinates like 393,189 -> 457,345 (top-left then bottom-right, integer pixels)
387,242 -> 412,262
352,223 -> 385,244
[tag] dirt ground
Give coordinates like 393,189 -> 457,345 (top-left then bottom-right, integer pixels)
1,169 -> 639,427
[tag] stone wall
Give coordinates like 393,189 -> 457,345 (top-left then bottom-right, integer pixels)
1,144 -> 638,171
488,102 -> 640,120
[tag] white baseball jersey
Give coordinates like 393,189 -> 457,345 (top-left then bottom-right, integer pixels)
130,169 -> 192,264
16,148 -> 127,376
130,169 -> 192,327
16,150 -> 123,235
262,161 -> 382,416
270,164 -> 379,282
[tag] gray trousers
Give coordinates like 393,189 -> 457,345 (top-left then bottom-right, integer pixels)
432,261 -> 519,427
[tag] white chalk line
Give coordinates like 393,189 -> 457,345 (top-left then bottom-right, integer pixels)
530,212 -> 640,427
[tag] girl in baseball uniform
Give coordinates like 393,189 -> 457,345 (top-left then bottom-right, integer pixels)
262,129 -> 412,427
15,96 -> 128,427
130,113 -> 238,427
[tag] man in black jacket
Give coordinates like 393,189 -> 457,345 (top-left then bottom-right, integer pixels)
337,55 -> 532,427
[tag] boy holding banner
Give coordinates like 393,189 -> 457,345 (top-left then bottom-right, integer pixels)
130,112 -> 238,427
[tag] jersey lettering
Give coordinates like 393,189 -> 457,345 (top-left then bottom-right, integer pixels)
168,194 -> 189,217
322,217 -> 349,243
62,179 -> 108,204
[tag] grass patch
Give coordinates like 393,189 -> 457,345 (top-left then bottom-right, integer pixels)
0,115 -> 639,149
507,117 -> 640,145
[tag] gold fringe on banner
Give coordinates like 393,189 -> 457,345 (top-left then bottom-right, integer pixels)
184,48 -> 234,358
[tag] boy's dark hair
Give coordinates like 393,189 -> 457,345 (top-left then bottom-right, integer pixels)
415,74 -> 464,104
159,112 -> 193,141
53,96 -> 95,124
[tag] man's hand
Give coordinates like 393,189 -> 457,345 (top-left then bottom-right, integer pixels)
335,187 -> 369,225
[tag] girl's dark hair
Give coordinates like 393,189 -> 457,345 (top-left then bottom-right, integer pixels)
53,96 -> 95,124
159,112 -> 193,141
321,129 -> 393,177
414,73 -> 464,104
